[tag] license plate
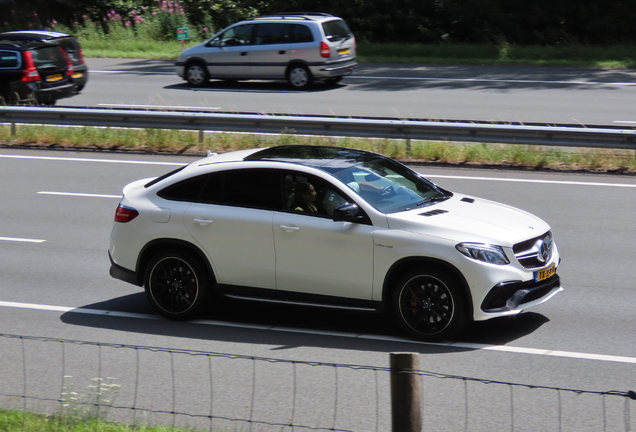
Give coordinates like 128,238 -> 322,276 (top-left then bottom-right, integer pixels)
72,72 -> 83,78
535,263 -> 557,282
338,48 -> 350,56
46,74 -> 63,82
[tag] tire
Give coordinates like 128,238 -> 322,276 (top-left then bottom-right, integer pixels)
392,269 -> 466,341
144,251 -> 210,319
185,62 -> 209,87
287,64 -> 313,90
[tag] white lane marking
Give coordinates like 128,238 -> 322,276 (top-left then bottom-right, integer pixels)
0,237 -> 45,243
38,191 -> 121,199
2,153 -> 635,188
427,174 -> 636,188
0,154 -> 186,166
98,103 -> 222,111
349,75 -> 636,87
2,300 -> 636,365
89,68 -> 636,87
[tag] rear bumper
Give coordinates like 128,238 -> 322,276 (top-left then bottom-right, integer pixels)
109,250 -> 141,286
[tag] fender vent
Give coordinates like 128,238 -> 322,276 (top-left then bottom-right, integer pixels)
419,209 -> 448,217
461,197 -> 475,203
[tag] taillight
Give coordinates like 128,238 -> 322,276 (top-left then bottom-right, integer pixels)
58,47 -> 74,76
21,51 -> 41,82
320,42 -> 330,58
78,48 -> 85,63
114,204 -> 139,223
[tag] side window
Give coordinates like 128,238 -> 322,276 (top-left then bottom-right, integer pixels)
284,172 -> 352,217
157,173 -> 211,202
223,169 -> 282,210
0,50 -> 20,68
254,23 -> 290,45
218,24 -> 254,46
291,24 -> 314,43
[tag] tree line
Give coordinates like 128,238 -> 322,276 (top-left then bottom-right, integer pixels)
1,0 -> 635,45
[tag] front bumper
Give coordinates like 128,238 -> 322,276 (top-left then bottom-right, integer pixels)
481,274 -> 562,314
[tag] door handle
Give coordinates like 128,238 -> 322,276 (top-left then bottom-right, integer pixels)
279,225 -> 300,232
194,218 -> 213,225
278,50 -> 286,55
241,52 -> 247,56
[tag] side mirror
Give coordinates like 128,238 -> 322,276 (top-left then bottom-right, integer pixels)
332,203 -> 366,223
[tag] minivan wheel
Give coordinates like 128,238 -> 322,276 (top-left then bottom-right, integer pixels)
144,251 -> 210,319
392,269 -> 465,341
287,64 -> 313,90
185,62 -> 209,87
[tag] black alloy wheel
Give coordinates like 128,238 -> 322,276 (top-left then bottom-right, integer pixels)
392,269 -> 465,341
144,251 -> 210,319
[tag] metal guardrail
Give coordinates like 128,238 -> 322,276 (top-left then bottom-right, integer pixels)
2,106 -> 636,150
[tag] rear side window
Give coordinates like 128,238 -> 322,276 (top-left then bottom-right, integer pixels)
254,23 -> 290,45
322,19 -> 352,42
0,50 -> 20,68
158,169 -> 282,210
224,169 -> 282,210
291,24 -> 314,43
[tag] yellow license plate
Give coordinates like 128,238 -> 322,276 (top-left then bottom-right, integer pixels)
46,74 -> 63,82
535,263 -> 557,282
338,48 -> 350,55
72,72 -> 83,78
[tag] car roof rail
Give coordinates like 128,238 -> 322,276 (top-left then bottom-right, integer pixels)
247,12 -> 334,21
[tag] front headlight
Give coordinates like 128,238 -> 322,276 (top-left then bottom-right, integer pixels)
456,243 -> 510,265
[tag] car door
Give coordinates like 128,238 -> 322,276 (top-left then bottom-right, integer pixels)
273,172 -> 375,300
202,24 -> 255,79
249,23 -> 291,79
183,168 -> 281,289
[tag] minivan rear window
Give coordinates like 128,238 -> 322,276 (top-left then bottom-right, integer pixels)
322,19 -> 352,42
0,50 -> 20,68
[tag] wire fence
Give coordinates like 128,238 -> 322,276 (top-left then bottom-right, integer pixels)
0,332 -> 634,432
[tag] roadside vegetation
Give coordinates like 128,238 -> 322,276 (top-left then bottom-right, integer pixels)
1,125 -> 635,173
0,409 -> 202,432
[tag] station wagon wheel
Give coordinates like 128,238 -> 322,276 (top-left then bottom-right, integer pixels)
185,62 -> 209,87
392,269 -> 465,341
287,64 -> 313,90
144,251 -> 210,319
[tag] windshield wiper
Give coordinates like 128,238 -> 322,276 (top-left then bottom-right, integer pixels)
416,195 -> 450,207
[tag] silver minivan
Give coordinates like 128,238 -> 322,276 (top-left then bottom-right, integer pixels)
175,13 -> 357,90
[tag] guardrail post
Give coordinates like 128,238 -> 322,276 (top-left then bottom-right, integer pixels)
406,138 -> 412,156
390,352 -> 422,432
199,129 -> 204,144
11,122 -> 16,136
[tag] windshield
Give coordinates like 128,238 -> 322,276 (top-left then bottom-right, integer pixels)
329,158 -> 451,214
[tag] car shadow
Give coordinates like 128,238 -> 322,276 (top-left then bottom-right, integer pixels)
60,292 -> 550,354
164,80 -> 344,94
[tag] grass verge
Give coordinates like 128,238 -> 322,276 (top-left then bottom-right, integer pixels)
1,124 -> 635,173
0,409 -> 202,432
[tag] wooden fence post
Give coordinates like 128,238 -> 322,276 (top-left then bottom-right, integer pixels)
390,352 -> 422,432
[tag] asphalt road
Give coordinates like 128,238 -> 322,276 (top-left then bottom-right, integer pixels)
61,58 -> 636,127
1,148 -> 635,431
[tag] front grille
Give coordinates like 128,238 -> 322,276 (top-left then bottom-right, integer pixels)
513,231 -> 553,269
